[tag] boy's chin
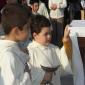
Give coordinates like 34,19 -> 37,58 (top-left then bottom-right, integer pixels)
45,42 -> 50,46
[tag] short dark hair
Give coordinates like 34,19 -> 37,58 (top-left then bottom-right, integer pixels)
30,0 -> 39,5
1,3 -> 32,35
30,15 -> 51,38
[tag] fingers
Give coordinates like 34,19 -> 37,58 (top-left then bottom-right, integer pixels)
65,25 -> 70,32
64,25 -> 70,38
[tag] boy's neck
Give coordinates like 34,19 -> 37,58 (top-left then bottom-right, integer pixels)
5,35 -> 18,42
34,40 -> 49,46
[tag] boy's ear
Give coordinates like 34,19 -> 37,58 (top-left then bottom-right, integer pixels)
33,32 -> 37,38
12,27 -> 19,35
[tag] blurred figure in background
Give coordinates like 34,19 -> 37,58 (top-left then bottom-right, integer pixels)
30,0 -> 39,15
49,0 -> 67,47
64,0 -> 82,26
37,0 -> 49,18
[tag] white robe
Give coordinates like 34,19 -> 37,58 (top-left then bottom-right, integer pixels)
0,40 -> 32,85
27,41 -> 72,85
70,32 -> 84,85
38,2 -> 49,19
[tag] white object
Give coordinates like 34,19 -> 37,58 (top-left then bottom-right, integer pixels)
38,2 -> 49,18
49,0 -> 67,19
0,40 -> 32,85
69,20 -> 85,37
81,0 -> 85,9
27,40 -> 72,85
70,32 -> 84,85
68,20 -> 85,85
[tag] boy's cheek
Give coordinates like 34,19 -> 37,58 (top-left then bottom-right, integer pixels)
19,33 -> 28,41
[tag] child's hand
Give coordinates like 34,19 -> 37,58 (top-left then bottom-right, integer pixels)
51,4 -> 57,10
63,25 -> 70,43
63,25 -> 72,60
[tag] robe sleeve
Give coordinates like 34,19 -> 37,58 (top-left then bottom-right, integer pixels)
0,52 -> 32,85
38,3 -> 49,19
57,0 -> 67,9
48,0 -> 53,9
49,0 -> 67,9
55,46 -> 72,75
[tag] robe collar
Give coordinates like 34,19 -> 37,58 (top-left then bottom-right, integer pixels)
32,40 -> 50,50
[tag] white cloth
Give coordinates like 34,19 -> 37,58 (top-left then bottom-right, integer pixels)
69,31 -> 84,85
81,0 -> 85,8
69,21 -> 85,85
69,20 -> 85,37
49,0 -> 67,19
0,40 -> 32,85
26,0 -> 30,6
27,40 -> 72,85
38,2 -> 49,18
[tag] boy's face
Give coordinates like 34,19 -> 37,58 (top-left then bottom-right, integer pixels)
15,24 -> 29,41
34,27 -> 52,45
32,3 -> 39,13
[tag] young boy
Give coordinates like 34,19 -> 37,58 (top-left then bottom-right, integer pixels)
27,15 -> 72,85
0,4 -> 32,85
30,0 -> 39,15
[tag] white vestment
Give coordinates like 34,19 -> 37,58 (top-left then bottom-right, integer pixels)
70,32 -> 84,85
0,40 -> 32,85
69,20 -> 85,85
27,41 -> 72,85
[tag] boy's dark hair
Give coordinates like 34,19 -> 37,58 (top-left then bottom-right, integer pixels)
1,3 -> 32,35
30,0 -> 39,5
30,15 -> 51,38
23,4 -> 32,13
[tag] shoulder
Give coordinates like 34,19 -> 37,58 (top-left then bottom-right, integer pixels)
49,44 -> 61,54
27,42 -> 34,50
49,44 -> 59,49
40,3 -> 45,7
0,51 -> 15,68
27,42 -> 37,56
27,41 -> 39,50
